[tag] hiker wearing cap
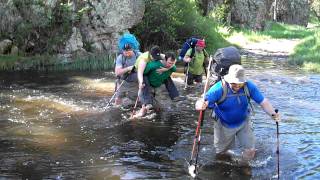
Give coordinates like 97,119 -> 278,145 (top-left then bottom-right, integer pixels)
114,43 -> 141,105
195,64 -> 280,161
183,39 -> 209,86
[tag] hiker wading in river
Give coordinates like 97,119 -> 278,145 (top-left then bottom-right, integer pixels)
195,64 -> 280,160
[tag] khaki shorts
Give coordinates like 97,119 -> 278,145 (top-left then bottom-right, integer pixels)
115,80 -> 138,100
214,117 -> 255,154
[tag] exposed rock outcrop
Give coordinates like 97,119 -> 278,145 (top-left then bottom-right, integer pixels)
0,0 -> 145,57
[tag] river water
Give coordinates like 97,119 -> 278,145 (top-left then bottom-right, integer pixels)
0,57 -> 319,180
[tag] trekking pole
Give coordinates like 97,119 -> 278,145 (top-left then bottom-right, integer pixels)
184,63 -> 190,89
188,55 -> 213,178
273,109 -> 280,179
106,80 -> 125,107
106,66 -> 136,108
130,88 -> 141,119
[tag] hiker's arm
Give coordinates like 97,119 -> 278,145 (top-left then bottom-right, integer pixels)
183,49 -> 193,63
156,64 -> 176,74
156,67 -> 168,74
138,59 -> 147,89
115,66 -> 133,76
115,55 -> 132,76
260,98 -> 280,121
183,55 -> 192,63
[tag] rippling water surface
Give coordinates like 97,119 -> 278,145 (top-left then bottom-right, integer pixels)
0,58 -> 319,179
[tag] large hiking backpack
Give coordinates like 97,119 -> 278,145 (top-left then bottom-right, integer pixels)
178,37 -> 199,61
211,46 -> 241,77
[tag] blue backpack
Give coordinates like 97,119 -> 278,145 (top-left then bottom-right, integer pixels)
178,37 -> 199,61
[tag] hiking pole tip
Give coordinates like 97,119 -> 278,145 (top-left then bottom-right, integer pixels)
188,164 -> 196,178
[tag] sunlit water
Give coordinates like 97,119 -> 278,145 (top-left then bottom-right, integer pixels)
0,57 -> 319,179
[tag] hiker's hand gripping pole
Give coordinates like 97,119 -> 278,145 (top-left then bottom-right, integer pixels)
188,55 -> 213,178
130,88 -> 141,119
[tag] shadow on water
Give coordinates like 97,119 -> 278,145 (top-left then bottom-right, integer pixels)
0,57 -> 320,179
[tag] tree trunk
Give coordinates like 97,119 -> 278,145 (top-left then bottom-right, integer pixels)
197,0 -> 209,16
273,0 -> 277,21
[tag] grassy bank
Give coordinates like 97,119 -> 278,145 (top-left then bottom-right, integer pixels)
0,54 -> 115,72
222,21 -> 320,73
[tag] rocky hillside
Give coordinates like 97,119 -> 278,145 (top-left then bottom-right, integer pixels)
0,0 -> 145,58
0,0 -> 311,58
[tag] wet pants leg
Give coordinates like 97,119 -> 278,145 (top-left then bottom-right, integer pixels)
138,76 -> 153,105
164,77 -> 179,100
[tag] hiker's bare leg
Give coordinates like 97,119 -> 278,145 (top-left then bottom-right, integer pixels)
242,148 -> 256,161
133,105 -> 147,118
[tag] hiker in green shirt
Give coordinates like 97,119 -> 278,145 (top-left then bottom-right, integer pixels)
144,54 -> 177,88
133,52 -> 180,118
183,39 -> 209,86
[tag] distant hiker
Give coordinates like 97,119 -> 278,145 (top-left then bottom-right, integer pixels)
183,39 -> 209,86
195,64 -> 280,161
114,33 -> 141,105
133,52 -> 181,118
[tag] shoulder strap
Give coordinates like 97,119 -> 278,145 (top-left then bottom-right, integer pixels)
121,54 -> 126,67
216,79 -> 228,104
243,83 -> 250,98
133,50 -> 139,57
190,47 -> 196,58
244,83 -> 255,115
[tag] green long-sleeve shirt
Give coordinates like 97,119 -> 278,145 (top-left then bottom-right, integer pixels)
144,60 -> 176,88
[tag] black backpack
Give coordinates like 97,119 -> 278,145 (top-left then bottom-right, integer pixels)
211,46 -> 241,77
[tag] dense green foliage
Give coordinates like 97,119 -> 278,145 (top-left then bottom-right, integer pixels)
131,0 -> 229,55
290,30 -> 320,72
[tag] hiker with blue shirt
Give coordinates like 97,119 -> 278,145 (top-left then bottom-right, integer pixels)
195,64 -> 280,161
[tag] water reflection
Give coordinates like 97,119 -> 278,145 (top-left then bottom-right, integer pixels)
0,58 -> 319,179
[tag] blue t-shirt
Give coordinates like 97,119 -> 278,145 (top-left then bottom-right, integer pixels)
205,80 -> 264,128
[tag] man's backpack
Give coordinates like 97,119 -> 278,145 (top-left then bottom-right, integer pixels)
211,46 -> 241,77
178,37 -> 199,61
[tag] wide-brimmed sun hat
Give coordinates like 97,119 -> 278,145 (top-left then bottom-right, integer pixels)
224,64 -> 247,83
